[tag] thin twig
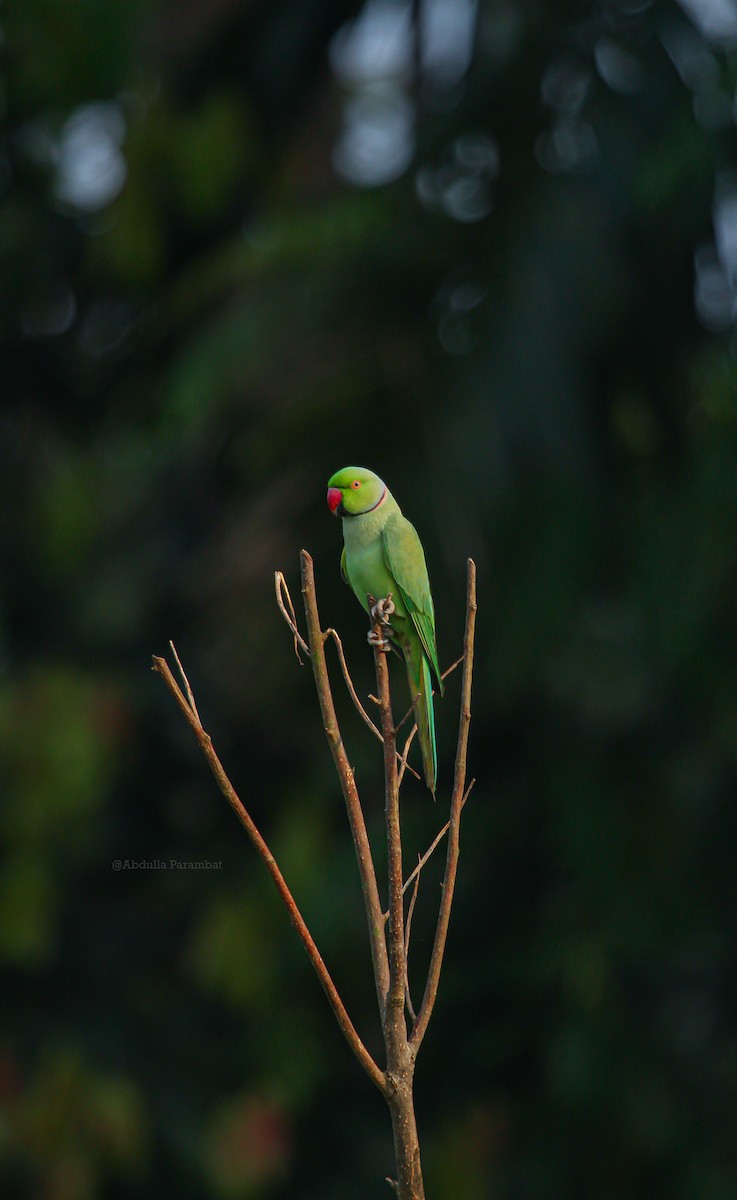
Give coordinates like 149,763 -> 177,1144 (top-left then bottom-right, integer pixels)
401,780 -> 474,898
396,725 -> 418,789
152,652 -> 387,1096
410,558 -> 476,1052
300,552 -> 390,1013
393,652 -> 464,740
404,867 -> 421,1023
325,627 -> 380,735
381,780 -> 475,923
394,696 -> 418,736
325,628 -> 421,783
370,598 -> 407,1042
441,653 -> 465,683
275,570 -> 310,662
169,639 -> 202,724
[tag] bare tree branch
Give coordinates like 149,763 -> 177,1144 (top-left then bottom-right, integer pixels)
157,550 -> 476,1200
370,596 -> 426,1200
169,639 -> 202,724
441,653 -> 466,683
370,599 -> 405,1027
404,867 -> 421,1023
276,572 -> 419,780
401,780 -> 474,898
381,780 -> 474,925
410,558 -> 477,1052
325,627 -> 421,783
325,626 -> 379,733
299,551 -> 390,1011
396,725 -> 418,789
394,652 -> 465,737
274,570 -> 311,662
394,698 -> 418,736
151,652 -> 387,1096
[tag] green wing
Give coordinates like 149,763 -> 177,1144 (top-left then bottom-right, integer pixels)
381,514 -> 443,694
340,546 -> 349,586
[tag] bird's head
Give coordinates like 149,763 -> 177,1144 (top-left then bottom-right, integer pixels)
326,466 -> 387,517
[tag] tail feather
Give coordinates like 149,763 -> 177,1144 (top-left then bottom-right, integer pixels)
405,649 -> 437,796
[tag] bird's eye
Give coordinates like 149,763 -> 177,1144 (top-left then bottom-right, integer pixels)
351,480 -> 361,489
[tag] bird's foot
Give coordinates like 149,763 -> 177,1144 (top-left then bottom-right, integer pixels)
367,593 -> 393,650
370,594 -> 395,626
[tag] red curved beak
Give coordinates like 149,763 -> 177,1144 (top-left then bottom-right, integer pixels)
327,487 -> 342,515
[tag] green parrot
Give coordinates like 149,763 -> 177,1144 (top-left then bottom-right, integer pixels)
326,466 -> 443,794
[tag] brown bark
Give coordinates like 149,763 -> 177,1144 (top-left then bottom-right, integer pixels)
155,555 -> 477,1198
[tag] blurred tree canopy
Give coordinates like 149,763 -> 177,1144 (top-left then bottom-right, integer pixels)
1,0 -> 737,1196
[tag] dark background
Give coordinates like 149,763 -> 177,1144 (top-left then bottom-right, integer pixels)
2,0 -> 737,1196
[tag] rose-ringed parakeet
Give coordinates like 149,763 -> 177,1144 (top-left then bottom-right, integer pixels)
326,466 -> 443,794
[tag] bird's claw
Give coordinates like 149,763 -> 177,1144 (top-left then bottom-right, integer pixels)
370,594 -> 395,625
367,628 -> 389,650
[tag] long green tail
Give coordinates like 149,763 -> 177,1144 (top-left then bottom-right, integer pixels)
405,646 -> 437,796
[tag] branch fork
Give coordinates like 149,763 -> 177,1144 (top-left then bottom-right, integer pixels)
155,551 -> 477,1200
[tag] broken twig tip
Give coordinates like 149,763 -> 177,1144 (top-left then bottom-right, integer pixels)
275,569 -> 310,663
167,639 -> 202,723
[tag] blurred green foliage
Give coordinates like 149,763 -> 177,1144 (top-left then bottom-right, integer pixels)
2,0 -> 737,1196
